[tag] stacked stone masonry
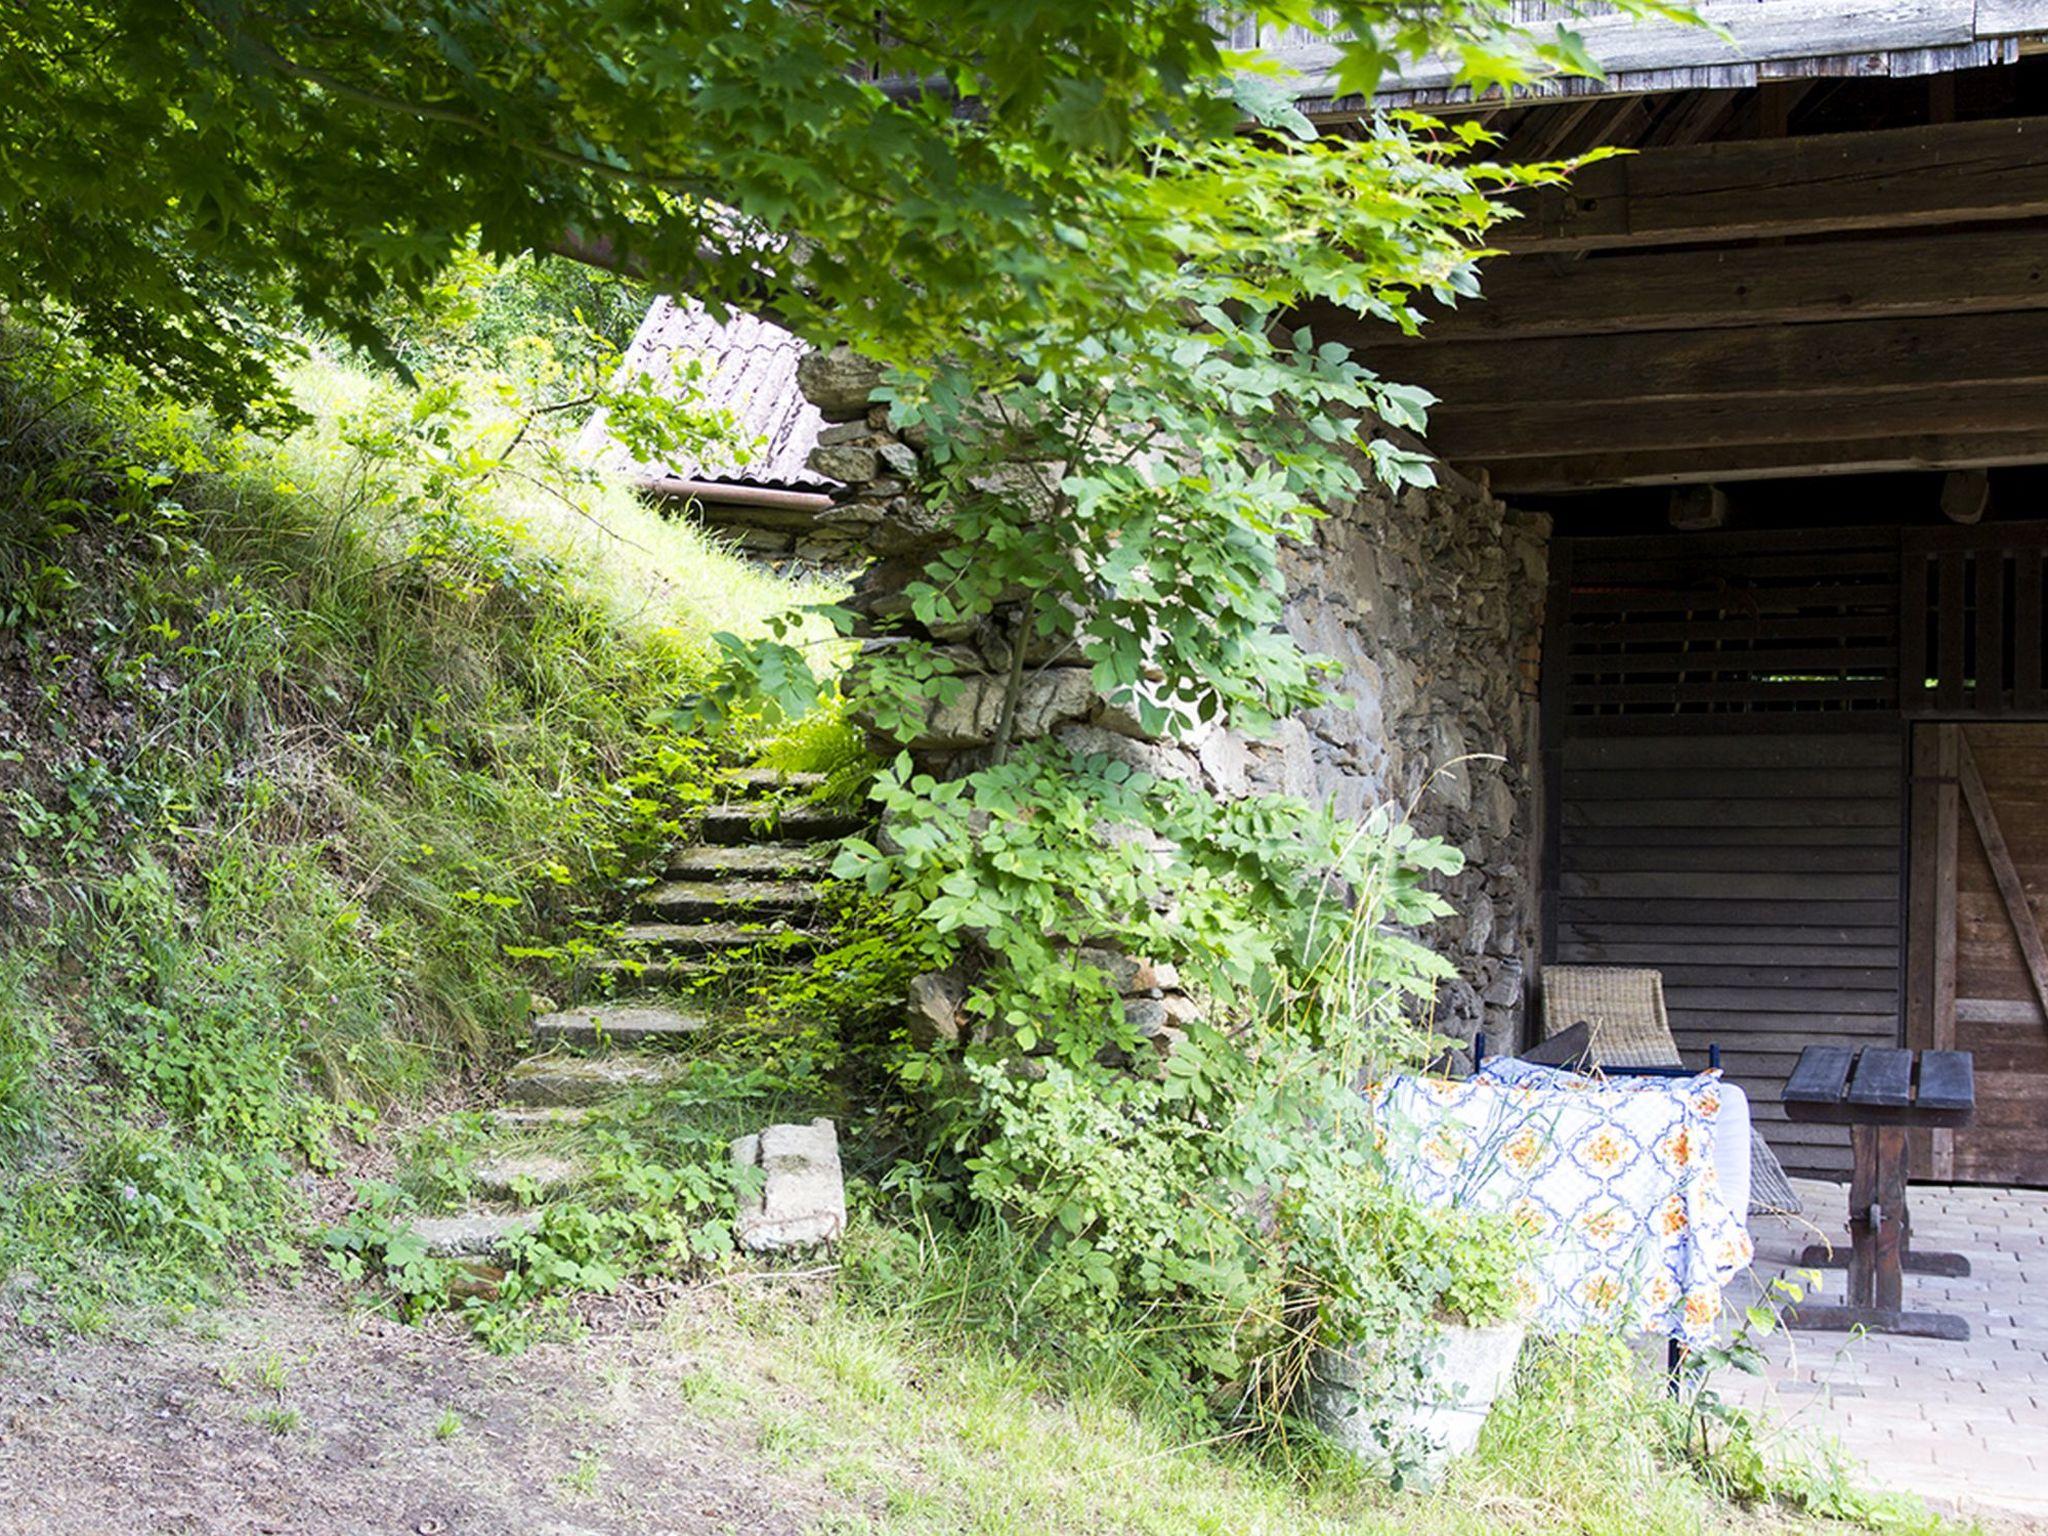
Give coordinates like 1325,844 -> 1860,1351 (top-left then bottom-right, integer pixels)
797,346 -> 1548,1049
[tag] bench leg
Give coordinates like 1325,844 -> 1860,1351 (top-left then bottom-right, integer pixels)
1788,1125 -> 1971,1341
1798,1183 -> 1971,1276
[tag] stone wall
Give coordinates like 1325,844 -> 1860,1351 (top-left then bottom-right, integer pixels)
796,347 -> 1549,1048
1278,482 -> 1549,1051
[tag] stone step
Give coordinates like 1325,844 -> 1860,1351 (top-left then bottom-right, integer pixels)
484,1104 -> 597,1129
719,769 -> 827,796
468,1154 -> 584,1202
635,879 -> 820,921
505,1055 -> 676,1106
617,920 -> 827,955
530,1003 -> 709,1049
409,1211 -> 538,1259
699,804 -> 864,846
664,843 -> 836,882
578,958 -> 720,993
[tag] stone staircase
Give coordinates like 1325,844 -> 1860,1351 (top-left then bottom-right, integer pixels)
402,769 -> 854,1276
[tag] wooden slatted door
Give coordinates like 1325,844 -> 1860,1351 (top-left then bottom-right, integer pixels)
1906,723 -> 2048,1185
1554,731 -> 1904,1179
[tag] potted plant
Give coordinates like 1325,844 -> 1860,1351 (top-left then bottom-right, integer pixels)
1285,1176 -> 1529,1488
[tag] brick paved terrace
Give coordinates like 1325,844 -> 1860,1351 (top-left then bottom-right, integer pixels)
1720,1179 -> 2048,1529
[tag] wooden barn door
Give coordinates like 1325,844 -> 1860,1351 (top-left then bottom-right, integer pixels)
1906,724 -> 2048,1185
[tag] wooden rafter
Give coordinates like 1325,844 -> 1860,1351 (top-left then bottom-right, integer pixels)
1488,431 -> 2048,493
1429,383 -> 2048,461
1357,226 -> 2048,345
1380,311 -> 2048,409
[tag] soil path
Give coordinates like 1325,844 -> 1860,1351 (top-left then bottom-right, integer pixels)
0,1285 -> 826,1536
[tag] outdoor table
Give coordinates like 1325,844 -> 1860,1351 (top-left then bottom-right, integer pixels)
1780,1045 -> 1976,1341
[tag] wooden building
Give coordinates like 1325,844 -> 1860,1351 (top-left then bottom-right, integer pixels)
1298,7 -> 2048,1183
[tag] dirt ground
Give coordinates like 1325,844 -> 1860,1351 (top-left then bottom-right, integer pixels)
0,1282 -> 830,1536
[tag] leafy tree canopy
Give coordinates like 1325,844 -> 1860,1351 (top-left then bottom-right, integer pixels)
2,0 -> 1669,416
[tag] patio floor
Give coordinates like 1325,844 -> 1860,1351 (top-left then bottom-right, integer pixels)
1721,1178 -> 2048,1528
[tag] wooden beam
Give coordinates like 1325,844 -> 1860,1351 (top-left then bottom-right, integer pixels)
1488,431 -> 2048,494
1497,115 -> 2048,252
1355,227 -> 2048,345
1376,311 -> 2048,410
1428,384 -> 2048,461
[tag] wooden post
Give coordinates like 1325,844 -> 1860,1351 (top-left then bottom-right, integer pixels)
1667,483 -> 1727,530
1874,1126 -> 1909,1312
1941,468 -> 1990,524
1934,727 -> 1960,1179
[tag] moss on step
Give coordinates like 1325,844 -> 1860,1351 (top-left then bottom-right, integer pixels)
529,1004 -> 709,1048
505,1055 -> 677,1106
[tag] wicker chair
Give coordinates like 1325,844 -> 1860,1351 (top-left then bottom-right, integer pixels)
1540,965 -> 1802,1218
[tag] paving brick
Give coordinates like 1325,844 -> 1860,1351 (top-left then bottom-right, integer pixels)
1740,1182 -> 2048,1525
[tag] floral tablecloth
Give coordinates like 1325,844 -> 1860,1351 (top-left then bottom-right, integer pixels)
1373,1058 -> 1754,1343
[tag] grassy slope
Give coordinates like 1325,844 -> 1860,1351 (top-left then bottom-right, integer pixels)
0,335 -> 830,1320
662,1282 -> 1919,1536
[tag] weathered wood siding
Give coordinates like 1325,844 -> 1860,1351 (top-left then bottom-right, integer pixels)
1549,529 -> 1909,1178
1555,732 -> 1905,1176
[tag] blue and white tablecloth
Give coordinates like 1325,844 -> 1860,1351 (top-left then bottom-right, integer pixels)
1373,1058 -> 1755,1344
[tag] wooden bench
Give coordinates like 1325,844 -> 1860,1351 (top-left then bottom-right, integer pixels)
1781,1045 -> 1977,1342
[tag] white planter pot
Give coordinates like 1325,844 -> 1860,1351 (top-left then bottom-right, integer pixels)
1310,1319 -> 1526,1486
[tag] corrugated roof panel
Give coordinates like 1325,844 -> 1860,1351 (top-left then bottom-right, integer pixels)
578,296 -> 835,490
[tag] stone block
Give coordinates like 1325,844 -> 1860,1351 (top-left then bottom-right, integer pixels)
733,1118 -> 846,1252
796,346 -> 882,420
913,667 -> 1096,750
808,444 -> 880,483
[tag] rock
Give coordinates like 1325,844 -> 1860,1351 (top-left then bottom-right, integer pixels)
445,1258 -> 509,1301
796,346 -> 882,420
1464,893 -> 1496,957
484,1105 -> 596,1129
1482,957 -> 1524,1009
908,969 -> 967,1047
807,443 -> 879,482
1049,723 -> 1202,786
527,992 -> 558,1018
504,1056 -> 674,1106
1122,997 -> 1168,1034
912,668 -> 1096,751
1075,947 -> 1177,993
732,1119 -> 846,1252
877,441 -> 920,479
1194,727 -> 1252,798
